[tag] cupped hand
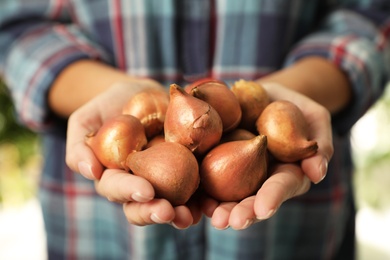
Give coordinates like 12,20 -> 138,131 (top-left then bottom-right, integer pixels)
66,79 -> 164,180
65,79 -> 201,228
261,82 -> 334,184
208,163 -> 310,230
94,169 -> 201,229
205,82 -> 334,230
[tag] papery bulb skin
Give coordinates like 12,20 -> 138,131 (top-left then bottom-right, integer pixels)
164,84 -> 223,155
145,134 -> 165,148
122,89 -> 169,139
85,114 -> 147,170
200,134 -> 268,202
231,80 -> 270,132
126,142 -> 200,206
184,78 -> 216,92
220,128 -> 256,143
186,78 -> 242,132
256,100 -> 318,162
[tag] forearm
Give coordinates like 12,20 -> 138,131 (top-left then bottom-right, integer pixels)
48,60 -> 162,118
257,56 -> 352,114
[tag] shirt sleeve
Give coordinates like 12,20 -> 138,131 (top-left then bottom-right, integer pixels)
0,1 -> 111,132
284,4 -> 390,136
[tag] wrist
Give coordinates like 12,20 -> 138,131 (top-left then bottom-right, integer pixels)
256,56 -> 352,114
49,60 -> 165,117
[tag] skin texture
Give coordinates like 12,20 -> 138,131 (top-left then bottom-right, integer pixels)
52,56 -> 350,230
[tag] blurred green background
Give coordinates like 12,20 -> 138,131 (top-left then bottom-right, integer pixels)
0,80 -> 41,207
351,83 -> 390,211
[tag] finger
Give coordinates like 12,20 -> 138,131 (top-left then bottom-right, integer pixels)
228,196 -> 256,230
171,206 -> 194,229
210,202 -> 237,230
199,194 -> 220,218
186,195 -> 204,225
301,153 -> 329,184
302,105 -> 333,183
254,163 -> 311,220
95,169 -> 154,203
122,199 -> 175,226
66,110 -> 105,180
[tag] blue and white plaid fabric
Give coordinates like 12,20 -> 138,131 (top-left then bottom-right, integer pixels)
1,0 -> 389,259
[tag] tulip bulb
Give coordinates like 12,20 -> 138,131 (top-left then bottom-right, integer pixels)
122,88 -> 169,139
232,79 -> 270,132
85,114 -> 147,170
164,84 -> 223,155
200,134 -> 268,202
186,78 -> 242,132
256,100 -> 318,162
126,142 -> 200,206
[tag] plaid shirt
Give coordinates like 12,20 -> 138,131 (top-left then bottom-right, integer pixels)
1,0 -> 390,259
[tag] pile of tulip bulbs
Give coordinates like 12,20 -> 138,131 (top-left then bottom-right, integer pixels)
86,79 -> 318,206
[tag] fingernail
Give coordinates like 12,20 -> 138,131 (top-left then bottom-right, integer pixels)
256,209 -> 276,221
151,213 -> 167,224
171,221 -> 180,229
316,159 -> 328,184
241,219 -> 254,230
131,192 -> 152,203
214,224 -> 229,230
170,221 -> 188,230
78,161 -> 94,180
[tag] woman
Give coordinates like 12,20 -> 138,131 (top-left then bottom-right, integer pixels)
1,0 -> 389,259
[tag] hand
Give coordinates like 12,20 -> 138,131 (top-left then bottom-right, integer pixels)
204,83 -> 334,230
65,80 -> 201,228
66,79 -> 164,180
94,169 -> 203,229
262,82 -> 334,184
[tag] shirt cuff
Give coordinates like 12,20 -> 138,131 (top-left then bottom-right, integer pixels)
3,24 -> 110,132
284,32 -> 389,136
